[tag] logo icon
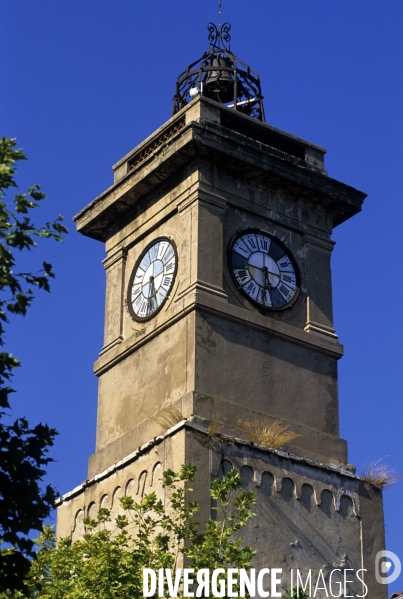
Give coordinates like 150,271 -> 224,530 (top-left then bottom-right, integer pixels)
375,550 -> 401,584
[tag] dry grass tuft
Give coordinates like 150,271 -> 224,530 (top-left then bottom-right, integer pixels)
207,419 -> 234,444
207,419 -> 221,438
238,418 -> 300,450
360,459 -> 401,489
153,407 -> 183,431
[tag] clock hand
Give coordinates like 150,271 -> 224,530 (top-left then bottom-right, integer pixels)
264,266 -> 278,290
257,254 -> 280,281
258,265 -> 281,279
148,275 -> 156,312
255,260 -> 278,287
262,265 -> 270,289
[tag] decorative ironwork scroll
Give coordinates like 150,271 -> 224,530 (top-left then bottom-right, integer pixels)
207,22 -> 231,49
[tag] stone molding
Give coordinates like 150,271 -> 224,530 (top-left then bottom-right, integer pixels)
102,246 -> 128,271
303,232 -> 336,254
94,288 -> 343,376
175,280 -> 228,302
100,246 -> 128,352
56,419 -> 362,508
177,189 -> 227,215
304,318 -> 339,339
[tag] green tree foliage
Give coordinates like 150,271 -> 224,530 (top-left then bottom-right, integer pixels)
16,464 -> 255,598
0,138 -> 67,592
282,585 -> 310,599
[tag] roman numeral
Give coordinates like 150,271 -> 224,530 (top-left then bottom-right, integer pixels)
233,239 -> 251,258
162,245 -> 174,263
131,286 -> 141,301
149,244 -> 158,261
243,279 -> 260,300
244,235 -> 257,251
278,283 -> 292,298
257,235 -> 270,252
235,268 -> 249,282
281,273 -> 296,289
140,253 -> 151,271
157,241 -> 168,260
165,260 -> 175,272
157,289 -> 166,305
258,287 -> 265,304
278,258 -> 291,269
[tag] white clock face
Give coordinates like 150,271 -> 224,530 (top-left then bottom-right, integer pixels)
128,237 -> 177,321
229,230 -> 300,310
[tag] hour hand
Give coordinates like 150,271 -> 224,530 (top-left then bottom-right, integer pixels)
262,266 -> 271,289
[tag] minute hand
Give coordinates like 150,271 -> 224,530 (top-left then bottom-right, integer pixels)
148,276 -> 156,310
262,266 -> 269,289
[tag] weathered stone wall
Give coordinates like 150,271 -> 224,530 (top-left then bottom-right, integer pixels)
57,425 -> 386,598
87,112 -> 349,469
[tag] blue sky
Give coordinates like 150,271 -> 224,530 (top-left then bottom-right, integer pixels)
1,0 -> 402,593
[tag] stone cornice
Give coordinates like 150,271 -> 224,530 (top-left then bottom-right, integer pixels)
74,101 -> 366,242
55,419 -> 361,507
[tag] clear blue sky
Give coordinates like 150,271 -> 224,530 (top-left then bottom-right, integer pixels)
2,0 -> 402,593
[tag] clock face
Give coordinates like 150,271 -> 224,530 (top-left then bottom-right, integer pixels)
228,229 -> 300,311
127,237 -> 178,322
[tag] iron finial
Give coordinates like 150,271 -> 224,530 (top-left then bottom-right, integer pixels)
207,22 -> 231,50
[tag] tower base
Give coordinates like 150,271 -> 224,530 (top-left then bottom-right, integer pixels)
56,421 -> 386,598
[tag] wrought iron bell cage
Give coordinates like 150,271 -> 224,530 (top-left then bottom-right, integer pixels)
172,23 -> 266,122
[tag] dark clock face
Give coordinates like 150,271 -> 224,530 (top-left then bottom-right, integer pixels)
127,237 -> 178,322
228,229 -> 300,310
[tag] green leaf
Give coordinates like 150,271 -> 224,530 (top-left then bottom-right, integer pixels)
0,137 -> 67,595
19,464 -> 256,596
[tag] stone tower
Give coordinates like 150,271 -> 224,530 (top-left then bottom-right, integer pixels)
56,29 -> 387,598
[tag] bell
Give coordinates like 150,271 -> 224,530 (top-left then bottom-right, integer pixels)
203,55 -> 235,104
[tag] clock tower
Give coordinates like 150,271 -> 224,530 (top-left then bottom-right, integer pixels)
57,23 -> 387,597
